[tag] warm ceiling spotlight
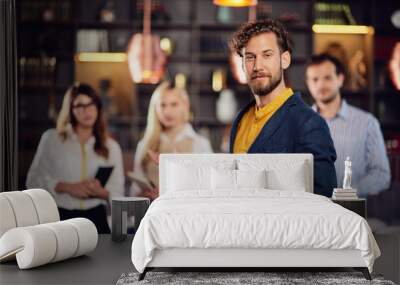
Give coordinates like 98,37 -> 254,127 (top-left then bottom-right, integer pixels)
175,73 -> 187,89
160,37 -> 173,55
312,24 -> 374,35
76,52 -> 127,62
213,0 -> 257,8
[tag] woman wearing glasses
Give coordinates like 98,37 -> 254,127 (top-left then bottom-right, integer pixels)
26,83 -> 124,233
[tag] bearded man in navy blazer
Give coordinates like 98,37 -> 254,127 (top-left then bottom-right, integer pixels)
229,19 -> 337,197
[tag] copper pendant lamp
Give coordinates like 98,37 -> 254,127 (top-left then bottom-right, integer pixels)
127,0 -> 166,84
389,42 -> 400,91
229,5 -> 257,84
214,0 -> 257,7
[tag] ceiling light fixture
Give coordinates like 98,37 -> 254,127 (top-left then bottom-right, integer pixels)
312,24 -> 374,35
213,0 -> 257,8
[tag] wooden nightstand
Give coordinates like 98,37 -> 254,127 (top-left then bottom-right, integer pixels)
331,198 -> 367,218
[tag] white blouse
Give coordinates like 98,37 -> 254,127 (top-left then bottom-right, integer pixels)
26,128 -> 125,210
130,123 -> 213,195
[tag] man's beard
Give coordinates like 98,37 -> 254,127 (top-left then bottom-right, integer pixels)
249,71 -> 282,97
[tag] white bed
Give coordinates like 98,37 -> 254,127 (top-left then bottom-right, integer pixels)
131,154 -> 380,280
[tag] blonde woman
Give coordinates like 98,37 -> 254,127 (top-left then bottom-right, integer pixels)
26,83 -> 124,233
132,81 -> 213,199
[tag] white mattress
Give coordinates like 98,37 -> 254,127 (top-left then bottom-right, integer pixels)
131,190 -> 380,273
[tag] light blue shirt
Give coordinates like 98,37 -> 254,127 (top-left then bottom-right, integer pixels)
313,100 -> 391,197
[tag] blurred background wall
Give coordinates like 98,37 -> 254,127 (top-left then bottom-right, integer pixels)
16,0 -> 400,224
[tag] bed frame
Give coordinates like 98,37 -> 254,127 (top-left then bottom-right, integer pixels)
138,154 -> 372,281
138,248 -> 371,280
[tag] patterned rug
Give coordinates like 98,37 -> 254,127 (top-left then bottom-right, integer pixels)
117,271 -> 396,285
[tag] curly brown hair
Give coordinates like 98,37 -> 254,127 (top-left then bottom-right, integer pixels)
230,19 -> 292,57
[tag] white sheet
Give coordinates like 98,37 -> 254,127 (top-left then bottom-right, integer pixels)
131,190 -> 380,273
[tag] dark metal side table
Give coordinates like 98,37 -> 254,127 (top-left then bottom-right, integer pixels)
332,198 -> 367,218
112,197 -> 150,241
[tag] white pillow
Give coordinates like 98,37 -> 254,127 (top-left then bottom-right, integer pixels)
237,160 -> 308,191
267,166 -> 306,191
211,168 -> 236,190
211,168 -> 267,190
165,159 -> 236,192
167,162 -> 211,191
236,169 -> 267,189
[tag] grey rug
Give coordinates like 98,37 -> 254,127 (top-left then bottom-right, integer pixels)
117,271 -> 396,285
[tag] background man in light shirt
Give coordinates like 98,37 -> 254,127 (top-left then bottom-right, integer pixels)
306,53 -> 391,197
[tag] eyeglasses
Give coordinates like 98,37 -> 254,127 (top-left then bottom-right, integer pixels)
72,101 -> 96,111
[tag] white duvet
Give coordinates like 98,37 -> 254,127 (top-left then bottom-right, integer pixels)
131,190 -> 380,273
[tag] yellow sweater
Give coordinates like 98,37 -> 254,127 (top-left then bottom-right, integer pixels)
233,88 -> 294,153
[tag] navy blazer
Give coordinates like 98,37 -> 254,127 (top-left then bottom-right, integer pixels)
229,92 -> 337,197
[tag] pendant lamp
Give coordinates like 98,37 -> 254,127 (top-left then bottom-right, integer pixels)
214,0 -> 257,7
127,0 -> 166,84
229,5 -> 257,84
389,42 -> 400,91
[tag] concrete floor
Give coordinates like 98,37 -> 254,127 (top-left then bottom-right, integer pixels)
370,219 -> 400,284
